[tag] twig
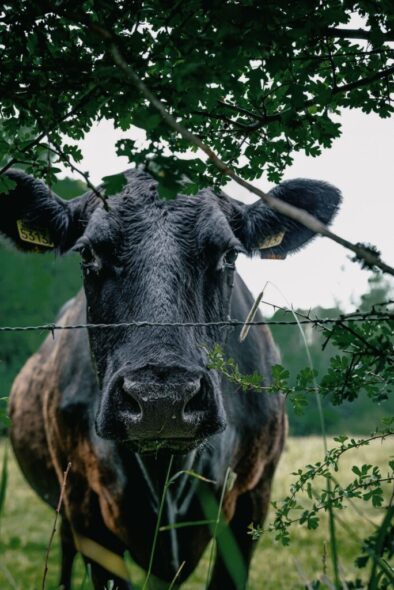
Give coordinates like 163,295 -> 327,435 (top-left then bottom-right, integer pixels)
41,462 -> 72,590
291,48 -> 394,61
44,141 -> 109,210
284,477 -> 394,528
337,320 -> 391,361
325,27 -> 394,43
277,432 -> 394,524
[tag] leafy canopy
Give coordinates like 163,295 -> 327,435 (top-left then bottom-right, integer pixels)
0,1 -> 393,196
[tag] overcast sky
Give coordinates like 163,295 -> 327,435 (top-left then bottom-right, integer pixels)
61,108 -> 394,314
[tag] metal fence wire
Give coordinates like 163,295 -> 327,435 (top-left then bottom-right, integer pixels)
0,307 -> 392,333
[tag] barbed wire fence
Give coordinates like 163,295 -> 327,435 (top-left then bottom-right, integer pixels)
0,300 -> 392,334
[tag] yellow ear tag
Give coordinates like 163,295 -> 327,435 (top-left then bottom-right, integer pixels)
16,219 -> 55,248
258,231 -> 285,250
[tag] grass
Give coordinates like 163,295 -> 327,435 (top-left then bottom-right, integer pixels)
0,436 -> 392,590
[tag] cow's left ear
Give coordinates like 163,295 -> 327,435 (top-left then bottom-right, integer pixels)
0,169 -> 89,253
234,179 -> 342,259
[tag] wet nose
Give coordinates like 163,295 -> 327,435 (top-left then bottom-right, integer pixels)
123,377 -> 201,419
120,368 -> 207,438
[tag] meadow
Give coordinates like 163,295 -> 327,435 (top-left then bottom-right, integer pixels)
0,435 -> 392,590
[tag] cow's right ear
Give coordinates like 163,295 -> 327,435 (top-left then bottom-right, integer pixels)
0,169 -> 89,253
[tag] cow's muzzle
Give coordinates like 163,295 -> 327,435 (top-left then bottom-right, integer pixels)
95,365 -> 226,452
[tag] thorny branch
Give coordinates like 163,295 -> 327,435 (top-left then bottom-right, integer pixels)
270,431 -> 394,525
83,20 -> 394,278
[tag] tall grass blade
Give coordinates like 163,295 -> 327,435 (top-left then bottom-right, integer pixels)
169,470 -> 215,485
368,504 -> 394,590
41,462 -> 71,590
160,519 -> 216,532
199,467 -> 246,589
0,443 -> 9,533
79,566 -> 88,590
263,283 -> 341,589
0,562 -> 18,590
167,560 -> 185,590
315,487 -> 394,587
143,454 -> 174,590
205,466 -> 231,587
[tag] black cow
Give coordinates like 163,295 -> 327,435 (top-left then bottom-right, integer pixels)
1,168 -> 341,589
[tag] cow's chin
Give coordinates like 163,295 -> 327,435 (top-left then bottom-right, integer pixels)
123,437 -> 204,456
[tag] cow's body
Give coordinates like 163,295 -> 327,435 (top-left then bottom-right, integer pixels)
10,276 -> 285,588
2,168 -> 340,589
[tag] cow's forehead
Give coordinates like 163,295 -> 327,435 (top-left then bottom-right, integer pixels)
83,189 -> 238,252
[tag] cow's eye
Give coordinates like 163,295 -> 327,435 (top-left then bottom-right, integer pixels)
77,243 -> 102,274
223,248 -> 238,268
80,245 -> 94,265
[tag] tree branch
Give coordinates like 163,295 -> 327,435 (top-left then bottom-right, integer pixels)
190,110 -> 250,130
331,64 -> 394,95
83,21 -> 394,277
217,65 -> 394,130
325,27 -> 394,42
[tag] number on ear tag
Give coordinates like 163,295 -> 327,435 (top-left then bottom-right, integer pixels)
259,231 -> 285,250
260,251 -> 287,260
16,219 -> 55,248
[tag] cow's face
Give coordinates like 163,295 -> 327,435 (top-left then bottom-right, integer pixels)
1,169 -> 341,453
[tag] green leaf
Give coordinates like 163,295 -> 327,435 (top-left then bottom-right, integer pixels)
0,175 -> 16,195
102,173 -> 127,196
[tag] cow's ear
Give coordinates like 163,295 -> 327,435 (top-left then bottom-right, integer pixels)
236,179 -> 341,259
0,169 -> 88,253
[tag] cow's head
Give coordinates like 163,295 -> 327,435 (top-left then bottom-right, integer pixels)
1,168 -> 341,453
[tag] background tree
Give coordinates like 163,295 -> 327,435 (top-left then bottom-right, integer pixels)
0,1 -> 392,197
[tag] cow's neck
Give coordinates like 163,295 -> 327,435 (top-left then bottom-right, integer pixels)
132,450 -> 203,573
134,450 -> 201,511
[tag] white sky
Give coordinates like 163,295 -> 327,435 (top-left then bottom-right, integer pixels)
61,109 -> 394,313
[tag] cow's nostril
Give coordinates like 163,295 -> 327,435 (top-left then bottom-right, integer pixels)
183,379 -> 206,416
122,379 -> 143,418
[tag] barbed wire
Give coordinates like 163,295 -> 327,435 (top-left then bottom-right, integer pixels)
0,311 -> 392,333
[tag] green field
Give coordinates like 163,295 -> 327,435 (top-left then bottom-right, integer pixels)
0,436 -> 392,590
